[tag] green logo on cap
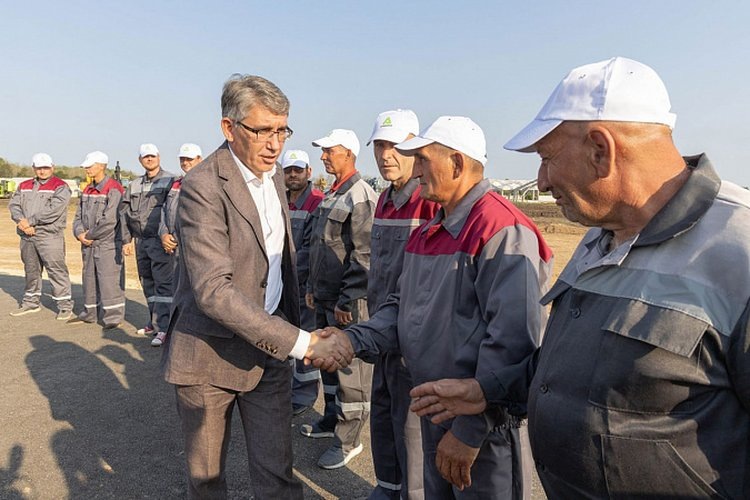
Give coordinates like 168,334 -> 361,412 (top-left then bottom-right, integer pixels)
290,153 -> 298,159
381,117 -> 393,127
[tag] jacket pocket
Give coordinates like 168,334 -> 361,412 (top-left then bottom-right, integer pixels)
602,434 -> 725,499
587,300 -> 709,414
178,310 -> 235,338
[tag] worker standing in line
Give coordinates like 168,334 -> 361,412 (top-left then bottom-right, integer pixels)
8,152 -> 74,319
365,109 -> 439,499
154,143 -> 203,347
71,151 -> 126,328
302,129 -> 378,470
282,149 -> 325,415
121,143 -> 175,339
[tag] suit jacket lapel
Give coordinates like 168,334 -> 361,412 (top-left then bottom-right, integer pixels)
216,142 -> 267,259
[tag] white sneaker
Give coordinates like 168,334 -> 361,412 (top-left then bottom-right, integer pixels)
137,325 -> 155,336
9,305 -> 41,317
151,331 -> 167,346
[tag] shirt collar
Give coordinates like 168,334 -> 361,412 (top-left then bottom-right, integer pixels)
91,175 -> 110,192
423,179 -> 491,239
387,178 -> 420,210
633,154 -> 719,247
329,170 -> 359,193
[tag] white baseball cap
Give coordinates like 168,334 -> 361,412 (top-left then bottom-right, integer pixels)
396,116 -> 487,166
281,150 -> 310,169
81,151 -> 109,167
504,57 -> 677,152
367,109 -> 420,146
312,129 -> 360,157
139,143 -> 160,157
31,153 -> 53,168
178,143 -> 202,159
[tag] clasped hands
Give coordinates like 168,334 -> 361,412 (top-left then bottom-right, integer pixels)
17,218 -> 35,236
303,326 -> 354,372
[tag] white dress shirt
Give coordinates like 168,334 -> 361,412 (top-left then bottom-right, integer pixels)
229,147 -> 311,359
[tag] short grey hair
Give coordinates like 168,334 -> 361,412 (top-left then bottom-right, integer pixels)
221,74 -> 290,121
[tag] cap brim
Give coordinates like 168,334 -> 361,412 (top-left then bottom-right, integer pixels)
367,129 -> 411,146
32,164 -> 52,168
503,119 -> 563,153
312,137 -> 336,148
282,161 -> 308,169
395,136 -> 435,153
81,161 -> 95,168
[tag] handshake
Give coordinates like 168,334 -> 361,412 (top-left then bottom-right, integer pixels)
303,327 -> 355,372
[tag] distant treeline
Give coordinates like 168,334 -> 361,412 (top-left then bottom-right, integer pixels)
0,156 -> 138,181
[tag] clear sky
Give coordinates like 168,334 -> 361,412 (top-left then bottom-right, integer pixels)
2,1 -> 748,185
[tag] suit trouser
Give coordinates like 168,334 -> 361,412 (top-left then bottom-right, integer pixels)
80,242 -> 125,325
174,358 -> 303,500
135,237 -> 173,332
420,418 -> 530,499
316,299 -> 373,450
291,295 -> 320,407
368,353 -> 424,500
19,236 -> 73,311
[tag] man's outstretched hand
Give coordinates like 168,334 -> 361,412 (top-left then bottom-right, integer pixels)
410,378 -> 487,424
304,327 -> 354,372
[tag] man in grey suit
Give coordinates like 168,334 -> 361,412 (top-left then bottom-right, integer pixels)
162,74 -> 353,499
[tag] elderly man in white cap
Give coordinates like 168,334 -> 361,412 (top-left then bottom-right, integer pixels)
318,116 -> 552,497
365,109 -> 439,500
121,143 -> 176,339
9,153 -> 74,319
282,149 -> 325,415
71,151 -> 126,328
154,143 -> 203,346
301,129 -> 378,470
410,57 -> 750,499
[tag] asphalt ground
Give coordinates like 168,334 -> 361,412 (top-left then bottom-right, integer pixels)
0,272 -> 546,499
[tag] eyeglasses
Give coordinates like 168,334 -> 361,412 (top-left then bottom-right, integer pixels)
235,121 -> 293,142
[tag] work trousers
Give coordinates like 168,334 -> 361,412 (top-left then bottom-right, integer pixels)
135,237 -> 173,332
420,418 -> 531,499
19,236 -> 73,311
368,353 -> 424,500
291,295 -> 320,407
80,242 -> 125,325
316,299 -> 373,450
174,358 -> 303,500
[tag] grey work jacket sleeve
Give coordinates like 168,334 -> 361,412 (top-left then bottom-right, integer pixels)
119,185 -> 133,244
345,291 -> 401,363
337,199 -> 374,311
296,213 -> 313,289
8,190 -> 24,222
72,197 -> 85,238
158,203 -> 169,238
86,190 -> 123,241
177,173 -> 299,360
451,227 -> 545,448
27,183 -> 71,227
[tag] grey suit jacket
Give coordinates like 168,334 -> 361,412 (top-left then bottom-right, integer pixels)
162,142 -> 301,392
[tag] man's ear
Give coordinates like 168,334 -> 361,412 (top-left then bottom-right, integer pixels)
587,125 -> 616,179
451,152 -> 464,180
221,117 -> 235,142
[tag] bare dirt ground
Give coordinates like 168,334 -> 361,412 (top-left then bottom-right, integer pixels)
0,200 -> 585,499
